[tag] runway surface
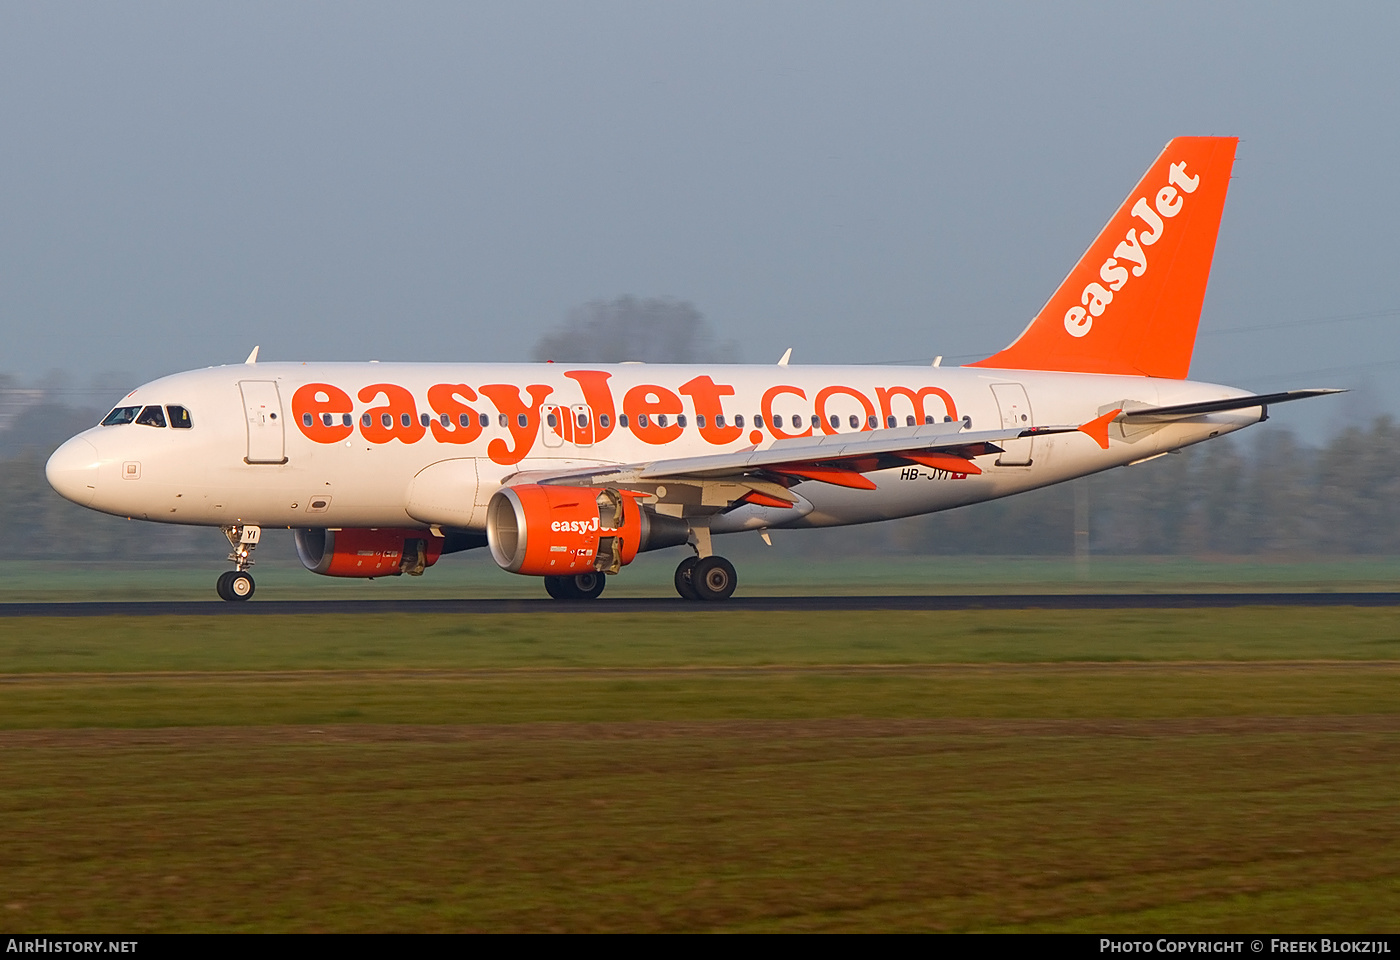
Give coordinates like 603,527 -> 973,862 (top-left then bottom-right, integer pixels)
4,593 -> 1400,616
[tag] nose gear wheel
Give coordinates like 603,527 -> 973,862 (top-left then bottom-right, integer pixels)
216,570 -> 255,601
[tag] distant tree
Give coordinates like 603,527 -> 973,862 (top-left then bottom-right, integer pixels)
0,373 -> 220,562
1312,416 -> 1400,555
531,296 -> 739,364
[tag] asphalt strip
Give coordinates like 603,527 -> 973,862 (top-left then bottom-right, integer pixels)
3,593 -> 1400,616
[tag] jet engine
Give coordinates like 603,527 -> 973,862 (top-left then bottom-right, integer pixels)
486,484 -> 685,576
294,527 -> 444,577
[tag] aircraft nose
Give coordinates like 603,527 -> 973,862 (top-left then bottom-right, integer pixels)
46,437 -> 100,507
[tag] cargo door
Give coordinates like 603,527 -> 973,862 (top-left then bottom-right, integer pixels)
990,382 -> 1034,466
239,381 -> 287,464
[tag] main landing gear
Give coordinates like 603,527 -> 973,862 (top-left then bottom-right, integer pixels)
544,572 -> 607,600
216,524 -> 261,602
674,555 -> 738,602
673,524 -> 738,602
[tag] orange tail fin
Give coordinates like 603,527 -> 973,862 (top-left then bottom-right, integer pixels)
970,136 -> 1237,379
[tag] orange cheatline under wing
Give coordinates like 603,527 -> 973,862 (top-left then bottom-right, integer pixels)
902,452 -> 982,475
970,136 -> 1237,379
773,466 -> 879,490
741,490 -> 797,509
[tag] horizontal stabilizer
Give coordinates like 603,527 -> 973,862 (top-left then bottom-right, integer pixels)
1119,389 -> 1345,423
1079,409 -> 1122,450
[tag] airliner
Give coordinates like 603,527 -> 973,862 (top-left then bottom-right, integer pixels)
45,137 -> 1339,601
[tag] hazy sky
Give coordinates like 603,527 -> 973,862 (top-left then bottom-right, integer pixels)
3,2 -> 1398,434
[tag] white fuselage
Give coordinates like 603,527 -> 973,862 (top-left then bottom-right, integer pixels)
46,361 -> 1259,538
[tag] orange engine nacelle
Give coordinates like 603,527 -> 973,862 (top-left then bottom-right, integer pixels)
486,484 -> 645,577
294,527 -> 444,578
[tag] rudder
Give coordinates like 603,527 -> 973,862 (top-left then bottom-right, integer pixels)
970,136 -> 1238,379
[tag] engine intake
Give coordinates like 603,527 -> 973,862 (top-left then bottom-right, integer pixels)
295,527 -> 444,578
487,484 -> 681,576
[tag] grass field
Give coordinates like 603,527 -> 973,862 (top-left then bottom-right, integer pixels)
7,552 -> 1400,601
2,608 -> 1399,931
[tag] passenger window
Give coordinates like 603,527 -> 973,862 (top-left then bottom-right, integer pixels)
323,413 -> 335,427
517,414 -> 528,428
577,412 -> 589,428
829,415 -> 840,429
442,413 -> 451,427
887,416 -> 897,428
420,413 -> 431,427
849,415 -> 860,429
735,414 -> 745,428
343,413 -> 353,427
546,413 -> 558,428
715,415 -> 725,428
381,413 -> 393,428
907,416 -> 916,427
479,413 -> 490,428
754,415 -> 764,429
167,405 -> 193,428
773,415 -> 783,429
136,405 -> 167,428
696,415 -> 706,428
303,413 -> 314,427
401,413 -> 412,428
868,416 -> 878,429
101,406 -> 141,426
458,413 -> 469,427
498,414 -> 508,428
599,413 -> 611,429
656,414 -> 667,428
637,413 -> 649,428
812,415 -> 821,429
362,413 -> 372,428
677,414 -> 687,428
619,414 -> 629,428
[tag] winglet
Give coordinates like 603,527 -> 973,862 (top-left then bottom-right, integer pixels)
244,346 -> 260,365
777,348 -> 792,366
1079,408 -> 1121,450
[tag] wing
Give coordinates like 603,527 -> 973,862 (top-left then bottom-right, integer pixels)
496,387 -> 1344,519
502,414 -> 1116,517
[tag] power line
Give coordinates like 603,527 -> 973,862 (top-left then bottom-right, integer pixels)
1202,307 -> 1400,337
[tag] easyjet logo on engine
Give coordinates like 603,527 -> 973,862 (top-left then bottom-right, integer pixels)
1063,160 -> 1200,339
552,518 -> 601,534
290,373 -> 958,465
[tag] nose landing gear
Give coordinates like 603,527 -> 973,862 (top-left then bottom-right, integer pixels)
217,524 -> 261,602
216,570 -> 256,601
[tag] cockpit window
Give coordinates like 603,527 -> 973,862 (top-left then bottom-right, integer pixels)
101,406 -> 141,426
167,405 -> 192,429
135,405 -> 167,428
